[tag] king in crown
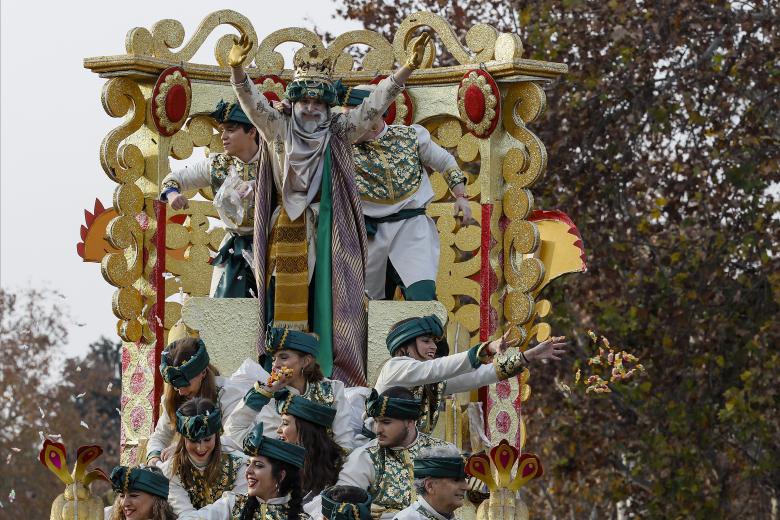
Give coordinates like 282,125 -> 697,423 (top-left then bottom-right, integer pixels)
285,46 -> 339,106
226,31 -> 431,387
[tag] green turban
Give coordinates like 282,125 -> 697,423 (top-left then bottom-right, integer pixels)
243,423 -> 306,468
159,339 -> 210,388
274,388 -> 337,428
386,315 -> 449,357
210,99 -> 252,125
285,79 -> 338,107
266,327 -> 319,357
334,80 -> 372,108
413,456 -> 467,479
321,486 -> 372,520
109,466 -> 169,498
365,389 -> 421,420
175,406 -> 222,441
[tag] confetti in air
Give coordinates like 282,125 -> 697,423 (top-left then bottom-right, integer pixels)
575,331 -> 645,395
107,382 -> 113,392
80,421 -> 90,429
75,392 -> 86,399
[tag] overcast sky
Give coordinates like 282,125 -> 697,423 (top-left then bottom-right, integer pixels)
0,1 -> 362,357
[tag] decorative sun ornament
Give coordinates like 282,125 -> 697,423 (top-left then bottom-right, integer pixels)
254,75 -> 287,103
371,75 -> 414,126
457,69 -> 500,138
151,67 -> 192,136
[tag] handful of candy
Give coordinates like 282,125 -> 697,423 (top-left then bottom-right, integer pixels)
267,366 -> 295,385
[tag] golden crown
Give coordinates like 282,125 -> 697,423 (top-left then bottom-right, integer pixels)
292,45 -> 334,83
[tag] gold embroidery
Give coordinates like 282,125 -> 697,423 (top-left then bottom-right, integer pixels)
494,351 -> 526,380
353,126 -> 424,204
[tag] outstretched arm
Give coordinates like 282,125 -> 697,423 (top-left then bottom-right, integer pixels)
344,32 -> 431,142
228,34 -> 285,143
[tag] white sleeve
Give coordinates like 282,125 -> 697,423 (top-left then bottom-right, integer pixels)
306,495 -> 323,519
413,125 -> 459,174
443,363 -> 499,395
146,409 -> 175,460
232,75 -> 287,144
219,379 -> 253,418
161,158 -> 212,195
331,380 -> 357,449
336,444 -> 376,489
345,76 -> 403,143
374,351 -> 478,394
177,492 -> 235,520
222,398 -> 260,452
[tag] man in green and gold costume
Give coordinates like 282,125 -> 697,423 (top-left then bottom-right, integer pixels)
317,387 -> 447,519
161,100 -> 261,298
341,88 -> 472,301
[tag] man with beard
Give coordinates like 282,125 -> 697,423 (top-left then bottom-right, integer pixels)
227,32 -> 430,386
322,386 -> 447,519
394,445 -> 468,520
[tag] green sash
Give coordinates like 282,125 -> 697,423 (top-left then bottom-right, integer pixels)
314,145 -> 334,377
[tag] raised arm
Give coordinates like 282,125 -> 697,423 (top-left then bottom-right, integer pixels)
446,335 -> 569,394
222,384 -> 272,451
344,32 -> 431,143
228,34 -> 286,143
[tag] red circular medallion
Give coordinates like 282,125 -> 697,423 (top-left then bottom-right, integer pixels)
457,69 -> 500,138
151,66 -> 192,137
254,75 -> 287,105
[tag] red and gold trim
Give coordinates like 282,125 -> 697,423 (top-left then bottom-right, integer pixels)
151,66 -> 192,137
457,70 -> 500,138
254,75 -> 287,104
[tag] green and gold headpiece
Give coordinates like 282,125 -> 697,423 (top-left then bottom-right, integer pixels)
242,423 -> 306,468
159,339 -> 210,388
386,315 -> 449,357
175,406 -> 222,441
109,465 -> 169,498
334,80 -> 372,108
365,389 -> 421,420
274,388 -> 336,428
414,456 -> 467,479
210,99 -> 252,125
285,45 -> 338,107
321,486 -> 372,520
266,327 -> 319,357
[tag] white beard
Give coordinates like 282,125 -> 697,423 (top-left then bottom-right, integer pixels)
293,104 -> 328,133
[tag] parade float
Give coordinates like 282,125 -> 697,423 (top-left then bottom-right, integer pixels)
74,9 -> 585,519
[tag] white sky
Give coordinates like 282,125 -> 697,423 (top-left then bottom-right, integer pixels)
0,1 -> 362,357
